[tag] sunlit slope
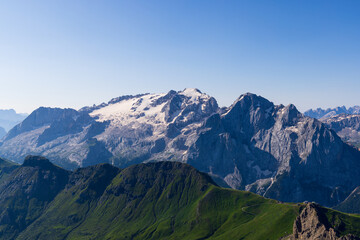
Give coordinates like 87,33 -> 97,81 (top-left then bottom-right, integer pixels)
18,162 -> 298,240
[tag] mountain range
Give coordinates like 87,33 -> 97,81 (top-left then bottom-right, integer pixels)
0,89 -> 360,210
0,155 -> 359,240
304,106 -> 360,120
304,107 -> 360,150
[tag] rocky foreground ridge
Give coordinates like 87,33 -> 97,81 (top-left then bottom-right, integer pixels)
290,203 -> 359,240
1,89 -> 360,208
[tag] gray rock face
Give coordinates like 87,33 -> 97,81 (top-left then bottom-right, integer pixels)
186,93 -> 360,206
0,107 -> 99,169
291,203 -> 359,240
0,89 -> 360,207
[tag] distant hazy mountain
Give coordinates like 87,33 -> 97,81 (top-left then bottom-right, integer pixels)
0,127 -> 5,139
304,106 -> 360,119
1,89 -> 360,208
0,109 -> 28,133
0,156 -> 359,240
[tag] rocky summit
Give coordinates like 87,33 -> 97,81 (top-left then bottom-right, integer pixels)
1,89 -> 360,208
290,203 -> 360,240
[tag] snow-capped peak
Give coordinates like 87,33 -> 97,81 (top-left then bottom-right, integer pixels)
88,88 -> 219,137
179,88 -> 210,102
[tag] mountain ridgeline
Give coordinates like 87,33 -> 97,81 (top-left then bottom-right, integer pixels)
304,106 -> 360,120
0,156 -> 360,240
1,89 -> 360,209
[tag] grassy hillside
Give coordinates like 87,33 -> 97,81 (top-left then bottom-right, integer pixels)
0,157 -> 18,184
17,161 -> 299,240
323,207 -> 360,237
0,157 -> 358,239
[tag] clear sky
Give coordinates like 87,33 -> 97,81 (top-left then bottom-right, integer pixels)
0,1 -> 359,113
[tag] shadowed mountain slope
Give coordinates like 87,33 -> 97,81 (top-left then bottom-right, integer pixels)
0,156 -> 69,239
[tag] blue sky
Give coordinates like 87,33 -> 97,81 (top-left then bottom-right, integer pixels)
0,1 -> 359,113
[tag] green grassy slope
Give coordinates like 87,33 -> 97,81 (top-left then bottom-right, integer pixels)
323,207 -> 360,237
19,162 -> 299,240
0,157 -> 18,184
16,163 -> 120,239
1,158 -> 360,240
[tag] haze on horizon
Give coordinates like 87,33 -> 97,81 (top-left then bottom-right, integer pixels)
0,1 -> 359,114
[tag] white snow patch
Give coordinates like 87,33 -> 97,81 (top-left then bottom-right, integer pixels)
90,93 -> 167,124
179,88 -> 210,102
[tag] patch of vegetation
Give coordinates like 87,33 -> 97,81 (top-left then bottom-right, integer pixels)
17,162 -> 299,240
323,207 -> 360,237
